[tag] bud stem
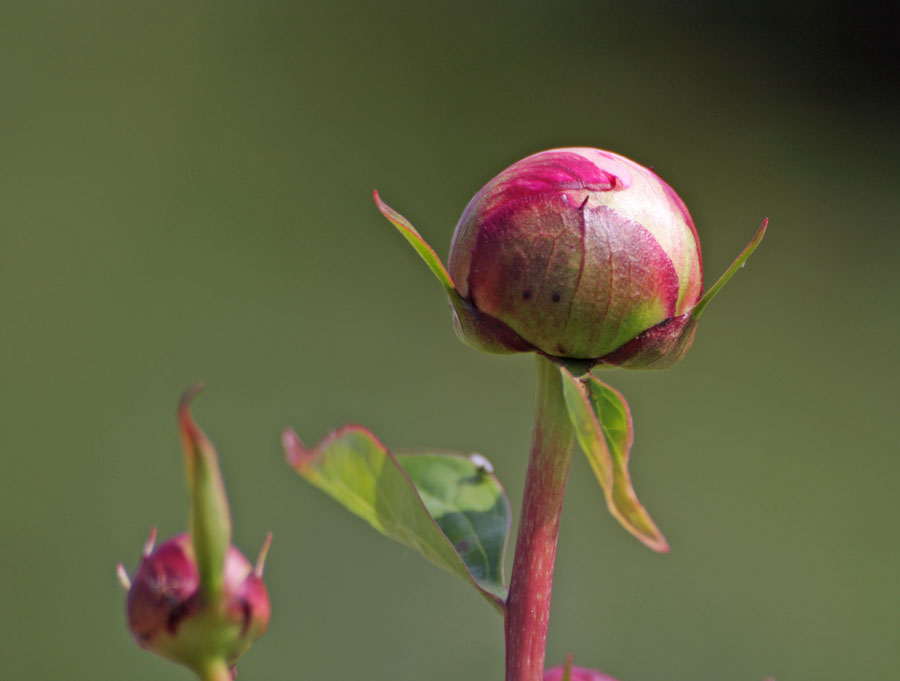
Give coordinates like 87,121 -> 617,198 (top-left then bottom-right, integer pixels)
199,658 -> 233,681
505,355 -> 576,681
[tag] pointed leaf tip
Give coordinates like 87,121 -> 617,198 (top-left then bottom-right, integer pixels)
142,526 -> 158,557
563,653 -> 574,681
254,532 -> 273,577
373,190 -> 456,295
282,427 -> 314,468
692,217 -> 768,320
116,563 -> 131,590
178,384 -> 215,469
178,382 -> 206,414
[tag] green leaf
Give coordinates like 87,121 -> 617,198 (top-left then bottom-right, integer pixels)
560,369 -> 669,553
373,191 -> 457,297
284,426 -> 510,612
178,385 -> 232,602
691,218 -> 768,320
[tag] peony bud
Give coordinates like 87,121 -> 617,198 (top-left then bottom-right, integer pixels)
544,654 -> 620,681
119,388 -> 271,680
125,532 -> 271,677
543,666 -> 619,681
376,148 -> 765,370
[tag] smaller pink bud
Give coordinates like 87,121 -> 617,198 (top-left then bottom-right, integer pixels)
544,659 -> 620,681
120,387 -> 272,679
124,532 -> 271,676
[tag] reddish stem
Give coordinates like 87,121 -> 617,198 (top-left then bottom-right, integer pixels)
505,355 -> 576,681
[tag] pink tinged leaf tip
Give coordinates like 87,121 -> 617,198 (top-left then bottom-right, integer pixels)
142,526 -> 158,557
116,563 -> 131,590
282,427 -> 316,469
254,532 -> 273,578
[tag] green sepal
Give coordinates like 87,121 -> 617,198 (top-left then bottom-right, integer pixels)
374,191 -> 532,354
373,190 -> 456,296
560,369 -> 669,553
178,386 -> 232,602
562,654 -> 574,681
691,218 -> 768,320
284,425 -> 511,612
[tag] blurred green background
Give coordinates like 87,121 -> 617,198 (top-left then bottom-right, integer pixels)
2,1 -> 898,680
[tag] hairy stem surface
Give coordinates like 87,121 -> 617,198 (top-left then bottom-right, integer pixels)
505,355 -> 576,681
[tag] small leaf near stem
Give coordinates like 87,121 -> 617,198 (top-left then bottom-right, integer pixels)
284,426 -> 511,611
561,370 -> 668,552
505,354 -> 577,681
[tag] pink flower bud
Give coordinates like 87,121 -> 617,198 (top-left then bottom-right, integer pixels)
119,389 -> 272,679
376,148 -> 765,370
449,148 -> 703,367
125,532 -> 271,676
544,660 -> 620,681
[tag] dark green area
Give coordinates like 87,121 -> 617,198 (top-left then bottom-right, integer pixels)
1,2 -> 897,680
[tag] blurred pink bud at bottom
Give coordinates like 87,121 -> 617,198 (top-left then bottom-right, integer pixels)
544,665 -> 620,681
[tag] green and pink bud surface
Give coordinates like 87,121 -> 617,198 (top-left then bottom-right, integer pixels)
376,147 -> 766,369
118,388 -> 271,681
124,532 -> 270,679
544,656 -> 619,681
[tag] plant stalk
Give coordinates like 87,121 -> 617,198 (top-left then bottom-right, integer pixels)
198,658 -> 232,681
505,354 -> 576,681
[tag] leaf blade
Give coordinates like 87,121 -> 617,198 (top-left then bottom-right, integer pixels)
284,426 -> 509,611
560,369 -> 669,553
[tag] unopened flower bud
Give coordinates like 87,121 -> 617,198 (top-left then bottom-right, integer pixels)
449,147 -> 701,365
544,664 -> 619,681
119,387 -> 271,680
125,532 -> 271,676
544,654 -> 620,681
376,147 -> 765,370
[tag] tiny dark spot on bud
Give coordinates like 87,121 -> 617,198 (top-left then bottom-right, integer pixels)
455,540 -> 470,553
523,289 -> 532,300
240,598 -> 252,637
166,601 -> 191,635
551,292 -> 561,302
557,345 -> 567,354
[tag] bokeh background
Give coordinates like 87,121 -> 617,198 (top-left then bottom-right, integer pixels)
2,1 -> 898,680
